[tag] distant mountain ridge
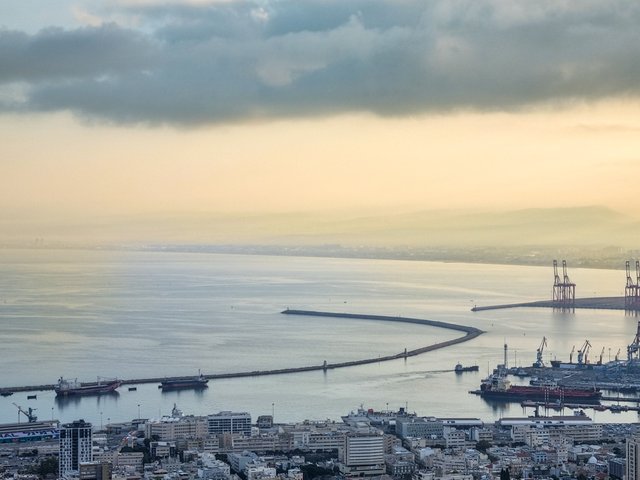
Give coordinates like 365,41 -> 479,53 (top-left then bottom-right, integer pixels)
2,205 -> 639,252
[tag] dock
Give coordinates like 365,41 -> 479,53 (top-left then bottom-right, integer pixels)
471,296 -> 628,312
0,310 -> 483,395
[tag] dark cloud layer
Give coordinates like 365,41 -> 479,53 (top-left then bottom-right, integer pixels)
1,0 -> 640,124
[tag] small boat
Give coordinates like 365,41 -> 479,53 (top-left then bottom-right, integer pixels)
0,392 -> 13,397
128,387 -> 137,391
27,395 -> 37,400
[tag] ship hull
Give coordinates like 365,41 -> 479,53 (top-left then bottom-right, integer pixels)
55,381 -> 121,396
480,387 -> 601,403
160,381 -> 208,391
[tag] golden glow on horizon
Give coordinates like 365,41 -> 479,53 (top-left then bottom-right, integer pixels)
2,100 -> 640,222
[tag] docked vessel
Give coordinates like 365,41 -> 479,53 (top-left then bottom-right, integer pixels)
55,377 -> 121,396
159,372 -> 208,391
342,405 -> 415,426
479,371 -> 601,403
455,363 -> 479,373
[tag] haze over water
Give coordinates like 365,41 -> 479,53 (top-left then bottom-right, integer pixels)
0,248 -> 637,426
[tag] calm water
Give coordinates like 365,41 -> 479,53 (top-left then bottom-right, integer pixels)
0,248 -> 637,426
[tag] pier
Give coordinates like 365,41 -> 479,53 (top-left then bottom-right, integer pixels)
0,310 -> 483,395
471,296 -> 628,312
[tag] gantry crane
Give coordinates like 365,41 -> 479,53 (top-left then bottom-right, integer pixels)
12,403 -> 37,422
552,260 -> 576,306
533,337 -> 548,368
628,321 -> 640,360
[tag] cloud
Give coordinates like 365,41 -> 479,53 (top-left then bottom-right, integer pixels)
1,0 -> 640,125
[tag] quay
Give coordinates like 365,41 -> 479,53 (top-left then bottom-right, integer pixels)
471,296 -> 628,312
0,310 -> 483,395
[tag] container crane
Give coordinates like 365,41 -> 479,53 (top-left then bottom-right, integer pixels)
615,348 -> 621,362
628,321 -> 640,360
533,336 -> 548,368
12,403 -> 37,423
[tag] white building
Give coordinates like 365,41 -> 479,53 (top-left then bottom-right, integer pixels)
145,416 -> 208,441
340,433 -> 385,476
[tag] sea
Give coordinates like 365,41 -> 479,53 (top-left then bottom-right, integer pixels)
0,248 -> 637,426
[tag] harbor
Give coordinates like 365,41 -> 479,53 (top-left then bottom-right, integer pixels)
2,251 -> 640,426
471,296 -> 628,312
0,310 -> 484,396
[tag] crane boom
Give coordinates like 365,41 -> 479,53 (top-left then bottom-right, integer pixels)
12,403 -> 37,423
533,336 -> 548,368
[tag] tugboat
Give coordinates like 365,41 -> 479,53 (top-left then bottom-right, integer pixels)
455,363 -> 480,373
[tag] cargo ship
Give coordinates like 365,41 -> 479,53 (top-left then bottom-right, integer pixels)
55,377 -> 121,396
159,372 -> 208,391
479,372 -> 601,403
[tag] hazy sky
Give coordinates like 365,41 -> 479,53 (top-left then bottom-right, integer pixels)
2,0 -> 640,241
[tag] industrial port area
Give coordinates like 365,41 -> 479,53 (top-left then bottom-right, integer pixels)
467,260 -> 640,416
7,259 -> 640,480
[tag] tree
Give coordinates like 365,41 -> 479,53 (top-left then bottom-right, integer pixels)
476,440 -> 492,453
28,457 -> 58,478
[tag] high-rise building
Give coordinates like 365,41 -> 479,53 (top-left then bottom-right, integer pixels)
627,434 -> 640,480
340,433 -> 385,476
59,420 -> 93,478
207,411 -> 251,436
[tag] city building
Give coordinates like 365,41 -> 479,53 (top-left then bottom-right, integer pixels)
145,416 -> 208,441
339,433 -> 385,477
257,416 -> 274,429
396,417 -> 444,440
627,435 -> 640,480
59,420 -> 93,479
207,412 -> 251,436
79,461 -> 113,480
500,416 -> 602,444
0,421 -> 60,444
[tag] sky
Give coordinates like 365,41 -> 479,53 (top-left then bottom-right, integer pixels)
1,0 -> 640,244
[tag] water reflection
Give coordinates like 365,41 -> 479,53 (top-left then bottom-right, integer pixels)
55,391 -> 120,412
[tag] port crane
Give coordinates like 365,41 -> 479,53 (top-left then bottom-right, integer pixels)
12,403 -> 37,423
533,337 -> 547,368
628,321 -> 640,360
569,345 -> 575,364
597,347 -> 605,365
615,348 -> 621,362
577,340 -> 591,366
552,260 -> 576,306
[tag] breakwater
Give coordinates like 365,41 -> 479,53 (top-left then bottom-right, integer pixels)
471,296 -> 628,312
0,310 -> 483,394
